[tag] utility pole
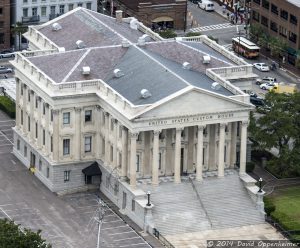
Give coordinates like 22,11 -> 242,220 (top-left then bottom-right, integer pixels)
95,198 -> 107,248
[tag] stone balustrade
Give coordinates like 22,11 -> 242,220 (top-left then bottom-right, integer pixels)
137,22 -> 164,41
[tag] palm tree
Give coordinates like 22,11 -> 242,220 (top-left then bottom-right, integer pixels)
11,22 -> 28,51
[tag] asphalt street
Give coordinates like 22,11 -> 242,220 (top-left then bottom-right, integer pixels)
0,110 -> 153,248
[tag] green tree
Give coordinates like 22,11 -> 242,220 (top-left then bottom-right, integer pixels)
185,32 -> 202,37
0,219 -> 51,248
249,23 -> 264,42
158,30 -> 177,39
11,22 -> 28,50
249,91 -> 300,177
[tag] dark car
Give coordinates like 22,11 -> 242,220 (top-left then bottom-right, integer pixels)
250,96 -> 264,107
0,50 -> 15,59
189,0 -> 200,3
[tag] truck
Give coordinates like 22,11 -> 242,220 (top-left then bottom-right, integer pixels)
270,83 -> 297,94
198,0 -> 215,11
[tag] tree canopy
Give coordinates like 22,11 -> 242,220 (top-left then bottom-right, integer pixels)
249,91 -> 300,178
0,219 -> 51,248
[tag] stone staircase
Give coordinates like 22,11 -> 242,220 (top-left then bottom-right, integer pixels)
141,181 -> 211,235
193,172 -> 265,229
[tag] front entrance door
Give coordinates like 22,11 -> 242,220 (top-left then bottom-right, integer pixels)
180,148 -> 184,175
85,175 -> 92,184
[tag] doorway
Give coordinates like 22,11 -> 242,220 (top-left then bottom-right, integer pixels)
30,152 -> 36,168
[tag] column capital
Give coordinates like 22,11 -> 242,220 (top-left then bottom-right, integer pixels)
219,123 -> 227,129
130,132 -> 139,139
153,130 -> 161,136
95,105 -> 102,111
52,109 -> 60,115
75,107 -> 82,112
241,120 -> 249,126
121,125 -> 128,131
197,125 -> 205,131
176,127 -> 184,132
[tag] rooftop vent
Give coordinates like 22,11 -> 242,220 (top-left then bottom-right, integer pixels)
76,40 -> 86,49
141,34 -> 150,42
130,18 -> 139,30
122,39 -> 130,48
115,10 -> 123,23
138,36 -> 146,46
211,82 -> 221,90
58,47 -> 65,52
182,62 -> 191,70
140,89 -> 152,99
52,23 -> 62,31
82,66 -> 90,75
203,55 -> 211,64
113,69 -> 124,78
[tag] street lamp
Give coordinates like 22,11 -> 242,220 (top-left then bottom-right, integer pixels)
258,178 -> 263,193
146,191 -> 151,206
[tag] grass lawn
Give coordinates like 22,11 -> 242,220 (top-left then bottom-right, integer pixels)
266,186 -> 300,240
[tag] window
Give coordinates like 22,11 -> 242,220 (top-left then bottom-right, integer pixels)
43,103 -> 46,115
28,117 -> 30,131
253,0 -> 260,5
35,122 -> 38,138
280,9 -> 288,20
224,146 -> 227,162
271,4 -> 278,15
270,21 -> 278,32
64,171 -> 70,182
28,90 -> 30,102
137,133 -> 141,141
39,159 -> 42,170
261,16 -> 268,27
21,85 -> 23,95
23,8 -> 28,17
85,110 -> 92,122
43,129 -> 45,145
17,140 -> 20,150
35,97 -> 38,108
50,6 -> 55,14
110,145 -> 113,161
136,154 -> 140,172
59,5 -> 65,14
32,7 -> 37,16
85,136 -> 92,153
86,2 -> 91,10
0,22 -> 3,28
279,26 -> 288,38
32,0 -> 37,3
21,110 -> 23,125
23,0 -> 28,3
262,0 -> 269,10
41,7 -> 47,17
119,126 -> 122,138
51,136 -> 53,152
63,112 -> 70,124
110,119 -> 114,131
50,110 -> 53,122
131,200 -> 135,211
289,32 -> 297,43
78,3 -> 82,7
46,167 -> 49,178
290,14 -> 298,25
68,4 -> 74,11
0,33 -> 4,44
24,146 -> 27,157
63,139 -> 70,155
0,8 -> 2,15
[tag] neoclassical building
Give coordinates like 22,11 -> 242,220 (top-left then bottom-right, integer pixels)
11,8 -> 261,231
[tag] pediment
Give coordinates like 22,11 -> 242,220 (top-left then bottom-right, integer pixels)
135,88 -> 250,119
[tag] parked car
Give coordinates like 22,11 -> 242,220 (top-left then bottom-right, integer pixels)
0,66 -> 13,74
250,96 -> 264,107
255,77 -> 276,85
260,82 -> 277,90
253,63 -> 270,72
0,50 -> 15,59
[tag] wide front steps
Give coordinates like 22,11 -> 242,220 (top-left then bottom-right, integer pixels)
194,173 -> 265,229
141,182 -> 211,235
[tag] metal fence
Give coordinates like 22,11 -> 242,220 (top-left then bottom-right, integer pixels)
153,228 -> 175,248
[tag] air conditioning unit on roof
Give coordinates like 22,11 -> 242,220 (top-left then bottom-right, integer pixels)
52,23 -> 62,31
203,55 -> 211,64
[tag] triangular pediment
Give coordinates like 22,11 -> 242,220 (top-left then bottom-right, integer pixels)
135,88 -> 251,119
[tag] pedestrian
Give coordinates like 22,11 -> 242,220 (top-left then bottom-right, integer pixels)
222,4 -> 226,14
227,12 -> 230,20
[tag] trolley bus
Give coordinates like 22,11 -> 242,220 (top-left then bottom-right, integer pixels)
232,37 -> 260,59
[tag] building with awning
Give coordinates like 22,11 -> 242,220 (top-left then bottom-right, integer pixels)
82,161 -> 102,184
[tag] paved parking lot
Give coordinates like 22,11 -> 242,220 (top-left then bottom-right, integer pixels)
0,110 -> 153,248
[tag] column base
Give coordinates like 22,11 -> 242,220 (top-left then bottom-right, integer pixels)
151,181 -> 159,186
196,177 -> 203,182
174,178 -> 181,184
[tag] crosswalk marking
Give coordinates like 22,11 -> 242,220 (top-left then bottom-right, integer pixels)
190,23 -> 234,32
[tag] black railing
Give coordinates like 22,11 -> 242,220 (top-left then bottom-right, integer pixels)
22,15 -> 40,24
153,228 -> 175,248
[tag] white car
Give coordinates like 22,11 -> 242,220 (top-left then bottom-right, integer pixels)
260,82 -> 277,90
253,63 -> 270,72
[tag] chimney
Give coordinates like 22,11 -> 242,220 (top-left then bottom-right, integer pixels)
115,10 -> 123,23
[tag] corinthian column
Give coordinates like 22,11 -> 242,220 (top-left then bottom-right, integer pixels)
196,125 -> 205,181
174,128 -> 182,184
239,121 -> 248,176
218,123 -> 226,178
130,132 -> 139,187
152,130 -> 160,186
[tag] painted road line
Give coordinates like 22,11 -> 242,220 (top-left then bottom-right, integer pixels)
108,230 -> 135,236
10,159 -> 16,165
0,130 -> 13,145
102,225 -> 129,230
114,236 -> 142,242
0,208 -> 12,220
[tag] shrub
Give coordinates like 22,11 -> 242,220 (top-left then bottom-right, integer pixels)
246,161 -> 255,173
158,30 -> 177,39
264,198 -> 276,216
185,32 -> 202,37
0,96 -> 15,118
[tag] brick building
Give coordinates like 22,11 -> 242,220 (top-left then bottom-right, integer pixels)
105,0 -> 187,30
251,0 -> 300,66
0,0 -> 11,51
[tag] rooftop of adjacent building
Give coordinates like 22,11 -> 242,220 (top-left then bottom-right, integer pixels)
287,0 -> 300,8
